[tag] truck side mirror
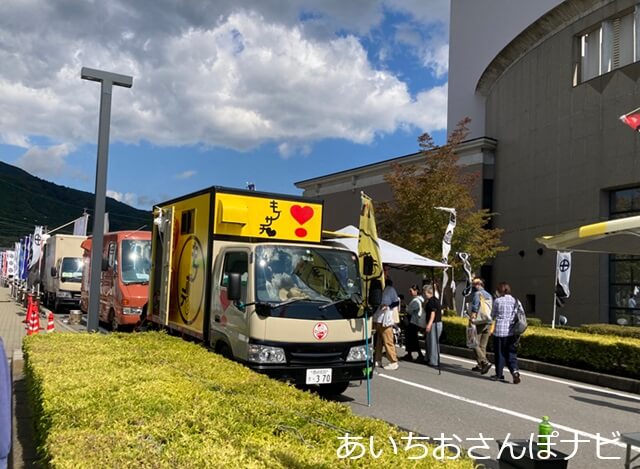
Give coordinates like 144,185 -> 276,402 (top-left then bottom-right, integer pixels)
227,273 -> 242,302
368,279 -> 382,308
50,266 -> 57,278
101,258 -> 109,272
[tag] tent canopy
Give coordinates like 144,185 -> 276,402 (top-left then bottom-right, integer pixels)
326,225 -> 449,269
536,215 -> 640,255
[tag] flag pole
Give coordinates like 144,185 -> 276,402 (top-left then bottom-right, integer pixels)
552,251 -> 559,329
621,106 -> 640,118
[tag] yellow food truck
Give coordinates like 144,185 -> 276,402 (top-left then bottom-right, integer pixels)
146,186 -> 372,395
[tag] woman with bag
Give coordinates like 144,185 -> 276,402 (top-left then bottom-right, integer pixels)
490,281 -> 522,384
402,285 -> 425,361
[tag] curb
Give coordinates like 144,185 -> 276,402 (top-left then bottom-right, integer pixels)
439,344 -> 640,394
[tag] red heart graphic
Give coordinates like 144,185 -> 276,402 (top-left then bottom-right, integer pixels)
290,205 -> 314,225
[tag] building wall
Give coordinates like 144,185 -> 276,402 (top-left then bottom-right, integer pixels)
485,0 -> 640,324
448,0 -> 562,138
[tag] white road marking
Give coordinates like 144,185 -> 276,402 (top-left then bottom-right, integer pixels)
379,373 -> 634,450
440,353 -> 640,402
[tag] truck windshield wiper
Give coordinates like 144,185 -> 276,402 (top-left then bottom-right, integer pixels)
269,297 -> 314,308
318,293 -> 362,310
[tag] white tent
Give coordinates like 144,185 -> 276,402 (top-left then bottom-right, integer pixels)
536,215 -> 640,255
326,225 -> 449,269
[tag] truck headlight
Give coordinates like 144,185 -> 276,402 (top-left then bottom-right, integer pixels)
56,291 -> 71,299
346,344 -> 372,362
122,307 -> 143,315
247,344 -> 286,364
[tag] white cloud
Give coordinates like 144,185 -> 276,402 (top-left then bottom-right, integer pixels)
0,2 -> 449,153
107,190 -> 138,207
176,170 -> 196,179
15,143 -> 75,178
278,142 -> 312,159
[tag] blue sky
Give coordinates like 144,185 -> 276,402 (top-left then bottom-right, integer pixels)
0,1 -> 449,210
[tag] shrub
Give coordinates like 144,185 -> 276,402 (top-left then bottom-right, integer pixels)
578,323 -> 640,340
24,332 -> 475,469
527,317 -> 542,327
441,318 -> 640,378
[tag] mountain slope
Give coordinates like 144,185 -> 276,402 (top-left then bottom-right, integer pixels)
0,161 -> 151,248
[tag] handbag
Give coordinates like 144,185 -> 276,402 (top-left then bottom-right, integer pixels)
512,298 -> 528,335
466,324 -> 479,348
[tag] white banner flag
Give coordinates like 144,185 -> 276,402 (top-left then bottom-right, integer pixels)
556,251 -> 572,298
436,207 -> 456,298
458,252 -> 473,297
104,212 -> 110,234
73,213 -> 89,236
28,226 -> 44,269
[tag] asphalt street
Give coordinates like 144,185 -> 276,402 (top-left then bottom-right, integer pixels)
338,352 -> 640,468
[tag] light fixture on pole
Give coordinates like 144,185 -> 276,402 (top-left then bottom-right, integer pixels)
81,67 -> 133,332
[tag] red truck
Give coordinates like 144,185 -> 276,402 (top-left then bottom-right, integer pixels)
80,231 -> 152,331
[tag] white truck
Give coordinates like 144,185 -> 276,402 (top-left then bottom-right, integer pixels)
41,234 -> 86,313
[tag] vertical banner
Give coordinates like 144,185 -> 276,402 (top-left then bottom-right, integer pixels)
556,251 -> 572,299
358,192 -> 385,290
29,226 -> 43,269
358,191 -> 383,407
104,212 -> 110,234
435,207 -> 456,299
73,213 -> 89,236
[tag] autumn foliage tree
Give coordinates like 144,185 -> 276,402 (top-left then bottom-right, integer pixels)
378,118 -> 506,276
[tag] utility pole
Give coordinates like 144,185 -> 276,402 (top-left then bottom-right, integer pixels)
81,67 -> 133,332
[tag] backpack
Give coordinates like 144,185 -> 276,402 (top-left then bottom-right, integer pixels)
477,293 -> 493,323
512,299 -> 528,335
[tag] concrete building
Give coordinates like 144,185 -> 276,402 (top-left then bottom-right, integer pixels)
297,0 -> 640,326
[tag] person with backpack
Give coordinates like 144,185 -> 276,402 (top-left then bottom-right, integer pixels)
490,281 -> 522,384
401,285 -> 425,361
469,277 -> 493,375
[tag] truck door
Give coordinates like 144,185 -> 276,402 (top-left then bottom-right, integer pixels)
217,250 -> 250,355
157,207 -> 174,326
103,241 -> 117,321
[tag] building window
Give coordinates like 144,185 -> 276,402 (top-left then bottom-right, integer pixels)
609,187 -> 640,326
180,209 -> 194,235
577,7 -> 639,84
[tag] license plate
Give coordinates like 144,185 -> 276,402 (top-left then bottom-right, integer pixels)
305,368 -> 332,384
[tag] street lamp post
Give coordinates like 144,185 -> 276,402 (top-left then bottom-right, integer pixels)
81,67 -> 133,332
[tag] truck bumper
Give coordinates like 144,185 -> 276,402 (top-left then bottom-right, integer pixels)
248,361 -> 373,385
118,314 -> 142,326
55,298 -> 81,308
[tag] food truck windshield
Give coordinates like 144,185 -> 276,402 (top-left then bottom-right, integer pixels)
255,245 -> 361,306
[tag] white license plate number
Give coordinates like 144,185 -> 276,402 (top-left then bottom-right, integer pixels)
306,368 -> 332,384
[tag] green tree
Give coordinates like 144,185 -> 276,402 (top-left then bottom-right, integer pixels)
378,118 -> 506,276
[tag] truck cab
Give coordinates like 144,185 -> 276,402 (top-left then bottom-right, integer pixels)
80,231 -> 152,331
41,234 -> 86,312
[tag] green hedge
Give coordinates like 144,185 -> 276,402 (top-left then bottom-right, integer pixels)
24,333 -> 475,468
441,317 -> 640,379
578,323 -> 640,340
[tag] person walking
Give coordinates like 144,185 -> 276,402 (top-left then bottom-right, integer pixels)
469,277 -> 493,374
490,281 -> 522,384
402,285 -> 425,361
423,284 -> 442,367
373,279 -> 400,370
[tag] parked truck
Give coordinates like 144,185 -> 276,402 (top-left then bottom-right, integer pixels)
80,231 -> 152,331
40,234 -> 86,313
146,186 -> 373,396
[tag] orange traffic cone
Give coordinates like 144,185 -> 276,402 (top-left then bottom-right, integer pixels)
25,299 -> 33,334
30,301 -> 40,335
46,311 -> 55,333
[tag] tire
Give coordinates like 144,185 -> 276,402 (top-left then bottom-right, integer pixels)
109,309 -> 119,332
53,299 -> 60,314
217,343 -> 234,360
317,382 -> 350,397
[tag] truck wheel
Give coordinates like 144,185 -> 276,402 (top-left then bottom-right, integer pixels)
217,343 -> 234,360
109,310 -> 119,332
317,382 -> 350,397
53,299 -> 60,314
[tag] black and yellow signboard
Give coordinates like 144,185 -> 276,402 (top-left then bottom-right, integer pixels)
214,192 -> 323,243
